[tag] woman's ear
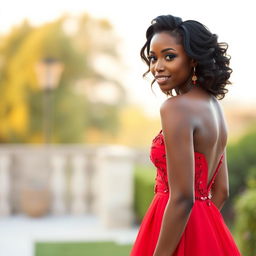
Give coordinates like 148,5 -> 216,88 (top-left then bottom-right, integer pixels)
191,59 -> 197,67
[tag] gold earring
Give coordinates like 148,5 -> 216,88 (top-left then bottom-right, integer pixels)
192,67 -> 198,85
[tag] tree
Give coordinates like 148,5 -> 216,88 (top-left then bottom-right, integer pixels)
0,14 -> 125,143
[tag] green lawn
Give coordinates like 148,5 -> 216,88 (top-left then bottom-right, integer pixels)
35,241 -> 132,256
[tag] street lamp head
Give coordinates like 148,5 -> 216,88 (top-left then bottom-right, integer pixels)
35,58 -> 64,90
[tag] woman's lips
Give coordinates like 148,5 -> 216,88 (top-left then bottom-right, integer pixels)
155,76 -> 171,85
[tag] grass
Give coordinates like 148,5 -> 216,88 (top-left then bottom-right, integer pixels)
35,241 -> 132,256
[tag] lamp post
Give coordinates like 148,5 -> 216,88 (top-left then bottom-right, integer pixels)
35,58 -> 64,144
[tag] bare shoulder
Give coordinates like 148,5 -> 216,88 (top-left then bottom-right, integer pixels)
160,94 -> 194,119
159,95 -> 198,138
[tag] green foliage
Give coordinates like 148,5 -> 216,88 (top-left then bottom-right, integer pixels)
35,241 -> 132,256
46,86 -> 88,143
87,102 -> 119,135
134,164 -> 155,222
227,129 -> 256,200
231,129 -> 256,255
234,187 -> 256,256
0,14 -> 124,143
246,166 -> 256,189
219,128 -> 256,222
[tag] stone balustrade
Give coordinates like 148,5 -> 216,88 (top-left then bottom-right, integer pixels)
0,154 -> 11,216
0,144 -> 147,228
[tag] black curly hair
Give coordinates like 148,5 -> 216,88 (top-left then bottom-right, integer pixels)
140,15 -> 232,99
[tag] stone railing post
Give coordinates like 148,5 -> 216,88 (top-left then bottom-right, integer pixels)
97,146 -> 135,228
0,154 -> 11,216
50,155 -> 67,215
70,155 -> 87,215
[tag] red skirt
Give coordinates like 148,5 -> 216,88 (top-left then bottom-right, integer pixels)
130,192 -> 241,256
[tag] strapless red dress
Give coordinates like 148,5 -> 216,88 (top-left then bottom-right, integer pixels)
130,131 -> 241,256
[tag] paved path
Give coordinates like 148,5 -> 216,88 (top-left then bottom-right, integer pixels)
0,215 -> 138,256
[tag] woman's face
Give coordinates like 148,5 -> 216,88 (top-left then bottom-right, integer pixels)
148,32 -> 194,94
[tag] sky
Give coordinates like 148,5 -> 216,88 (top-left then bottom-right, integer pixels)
0,0 -> 255,116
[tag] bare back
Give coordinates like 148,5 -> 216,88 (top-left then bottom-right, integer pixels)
182,88 -> 228,186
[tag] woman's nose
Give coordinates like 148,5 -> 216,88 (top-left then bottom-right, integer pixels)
155,59 -> 165,72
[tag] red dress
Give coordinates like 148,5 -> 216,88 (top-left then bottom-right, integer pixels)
130,131 -> 241,256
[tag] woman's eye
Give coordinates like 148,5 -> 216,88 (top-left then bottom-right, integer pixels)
165,54 -> 176,61
147,56 -> 156,63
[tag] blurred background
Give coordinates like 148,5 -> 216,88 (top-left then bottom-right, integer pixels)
0,0 -> 256,255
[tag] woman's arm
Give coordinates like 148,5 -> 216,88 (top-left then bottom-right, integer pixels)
153,97 -> 196,256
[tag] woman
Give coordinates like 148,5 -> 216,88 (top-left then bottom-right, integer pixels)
130,15 -> 241,256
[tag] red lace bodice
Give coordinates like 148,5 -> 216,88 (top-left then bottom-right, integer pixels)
150,131 -> 224,204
